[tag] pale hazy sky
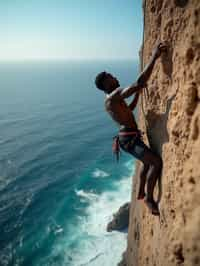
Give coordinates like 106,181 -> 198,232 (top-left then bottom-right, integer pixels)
0,0 -> 143,61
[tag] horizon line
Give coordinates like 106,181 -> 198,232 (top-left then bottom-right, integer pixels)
0,57 -> 139,63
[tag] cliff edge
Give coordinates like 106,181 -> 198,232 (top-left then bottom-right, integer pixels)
126,0 -> 200,265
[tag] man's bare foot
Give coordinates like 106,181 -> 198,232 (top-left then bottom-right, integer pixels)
144,197 -> 160,216
137,191 -> 146,200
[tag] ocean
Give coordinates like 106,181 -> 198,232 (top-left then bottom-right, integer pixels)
0,60 -> 139,266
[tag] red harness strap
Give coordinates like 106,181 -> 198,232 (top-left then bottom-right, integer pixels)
112,135 -> 120,162
118,131 -> 139,136
112,131 -> 142,162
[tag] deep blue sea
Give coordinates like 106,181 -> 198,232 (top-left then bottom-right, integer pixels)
0,60 -> 139,266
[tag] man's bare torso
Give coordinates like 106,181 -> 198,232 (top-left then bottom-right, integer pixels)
104,88 -> 138,130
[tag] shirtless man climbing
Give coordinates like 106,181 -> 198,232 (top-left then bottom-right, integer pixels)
95,43 -> 166,216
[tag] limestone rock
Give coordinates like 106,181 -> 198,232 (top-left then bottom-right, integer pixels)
125,1 -> 200,265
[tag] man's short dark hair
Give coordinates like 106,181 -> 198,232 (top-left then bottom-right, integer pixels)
95,71 -> 107,91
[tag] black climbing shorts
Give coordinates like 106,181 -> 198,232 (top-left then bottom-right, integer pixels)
119,134 -> 151,161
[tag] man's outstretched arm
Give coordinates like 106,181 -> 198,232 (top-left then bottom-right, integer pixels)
120,42 -> 166,99
128,92 -> 140,111
137,43 -> 166,87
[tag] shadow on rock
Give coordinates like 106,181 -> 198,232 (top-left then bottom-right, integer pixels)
146,95 -> 176,203
174,0 -> 189,8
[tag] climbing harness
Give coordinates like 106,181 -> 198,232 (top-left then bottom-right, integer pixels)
112,130 -> 144,162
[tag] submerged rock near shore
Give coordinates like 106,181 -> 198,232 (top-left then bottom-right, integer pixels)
107,202 -> 130,232
117,251 -> 127,266
121,0 -> 200,265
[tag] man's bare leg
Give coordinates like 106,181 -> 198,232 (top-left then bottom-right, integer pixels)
137,164 -> 149,200
140,152 -> 162,215
119,135 -> 162,215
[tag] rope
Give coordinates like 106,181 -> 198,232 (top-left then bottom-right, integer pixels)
140,0 -> 154,149
141,0 -> 162,205
141,0 -> 149,137
142,0 -> 146,71
141,88 -> 148,129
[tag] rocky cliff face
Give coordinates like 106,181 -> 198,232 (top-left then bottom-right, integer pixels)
126,0 -> 200,265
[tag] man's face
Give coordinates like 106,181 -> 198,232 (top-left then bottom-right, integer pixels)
104,73 -> 120,91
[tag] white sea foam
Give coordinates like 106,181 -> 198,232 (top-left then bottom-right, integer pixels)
70,176 -> 132,266
92,168 -> 110,178
54,227 -> 64,235
47,218 -> 64,236
50,165 -> 133,266
48,156 -> 135,266
75,189 -> 99,202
